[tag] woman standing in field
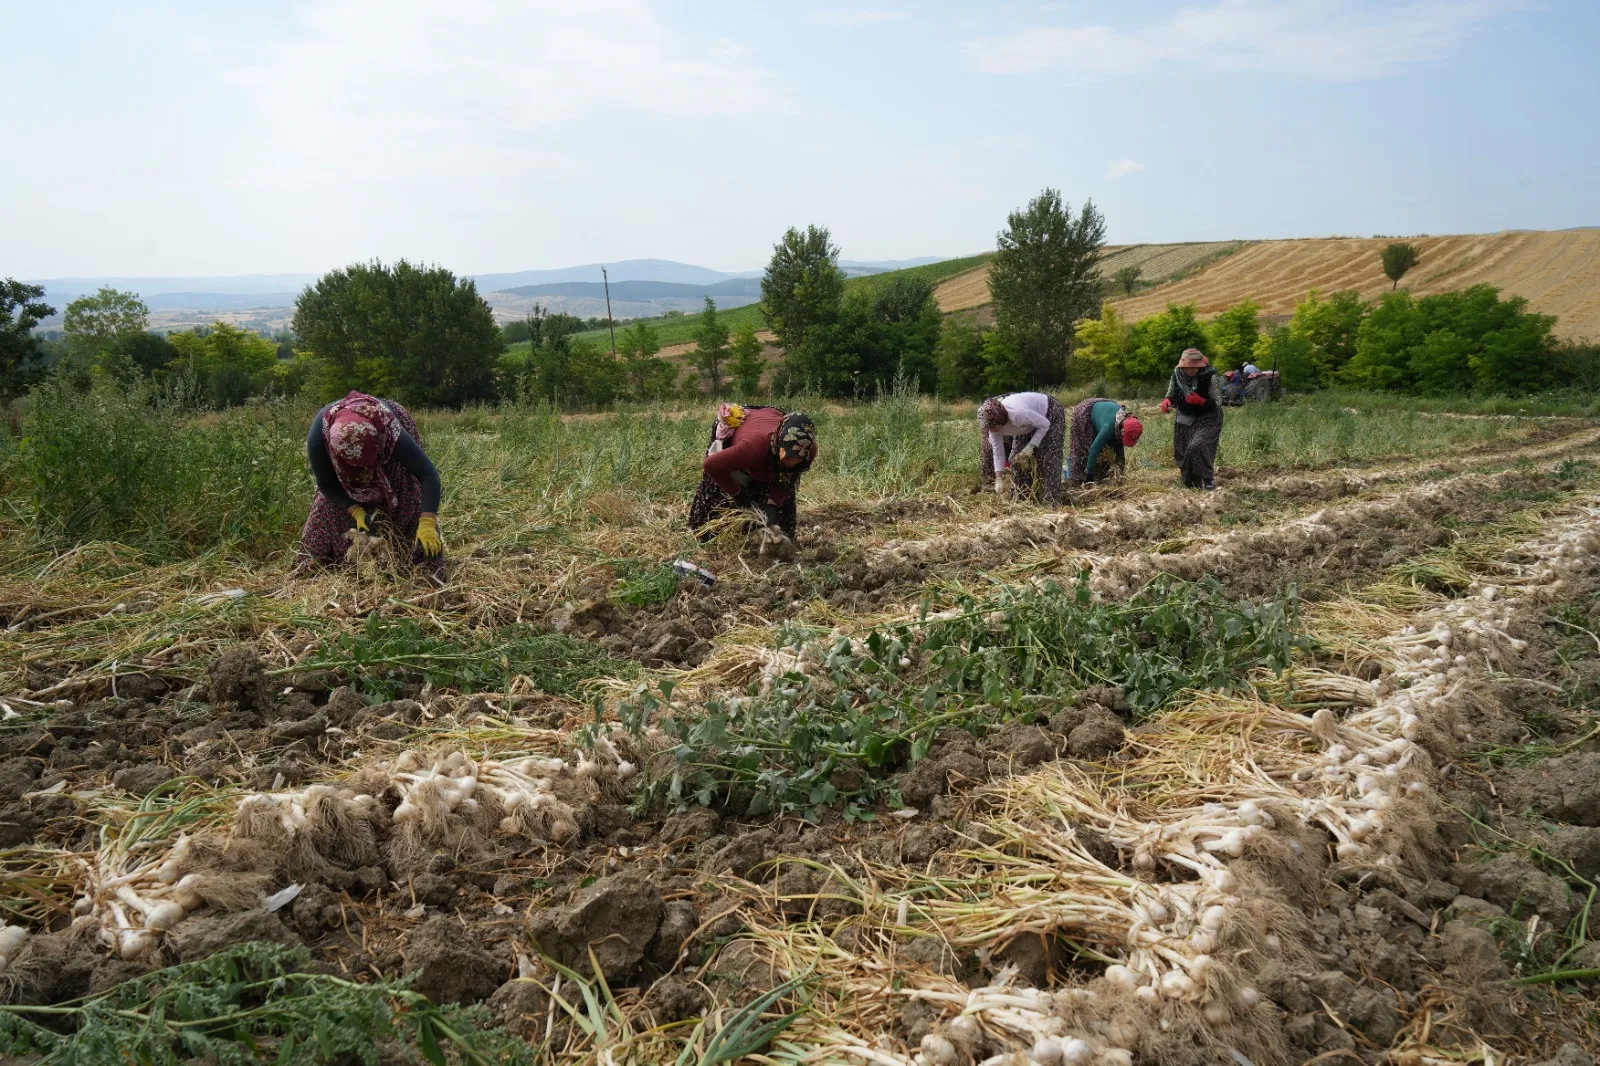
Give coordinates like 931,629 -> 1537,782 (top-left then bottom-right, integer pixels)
980,391 -> 1067,503
1067,398 -> 1143,487
1161,348 -> 1224,490
688,403 -> 817,547
295,391 -> 445,572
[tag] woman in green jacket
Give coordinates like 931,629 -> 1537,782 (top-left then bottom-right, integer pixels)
1067,399 -> 1143,486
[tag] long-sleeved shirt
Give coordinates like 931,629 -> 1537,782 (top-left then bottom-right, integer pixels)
702,406 -> 794,504
307,407 -> 441,513
1083,400 -> 1125,474
1166,370 -> 1224,426
987,392 -> 1053,473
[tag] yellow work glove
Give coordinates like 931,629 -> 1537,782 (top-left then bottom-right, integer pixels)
349,506 -> 369,534
415,514 -> 444,558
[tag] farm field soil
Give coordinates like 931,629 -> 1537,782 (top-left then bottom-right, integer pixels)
2,406 -> 1599,1065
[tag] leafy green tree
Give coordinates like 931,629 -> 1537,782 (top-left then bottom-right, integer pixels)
1072,304 -> 1133,383
168,323 -> 280,407
981,330 -> 1028,395
115,332 -> 179,380
63,287 -> 148,371
691,297 -> 730,394
0,279 -> 56,398
1344,291 -> 1423,392
761,225 -> 846,353
728,325 -> 765,396
1114,264 -> 1143,296
1252,325 -> 1315,389
1288,289 -> 1366,387
524,337 -> 623,407
293,260 -> 502,407
870,274 -> 942,393
1207,298 -> 1261,369
775,278 -> 943,398
1381,242 -> 1422,290
618,320 -> 677,401
988,188 -> 1107,385
934,317 -> 987,400
1117,304 -> 1210,384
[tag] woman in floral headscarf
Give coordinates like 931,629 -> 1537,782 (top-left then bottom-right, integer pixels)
688,403 -> 817,546
979,392 -> 1067,504
295,391 -> 445,571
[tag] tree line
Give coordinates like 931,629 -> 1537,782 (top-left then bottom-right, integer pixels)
4,207 -> 1590,410
0,187 -> 1109,408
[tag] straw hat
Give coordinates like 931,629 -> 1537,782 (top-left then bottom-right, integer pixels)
1178,348 -> 1209,368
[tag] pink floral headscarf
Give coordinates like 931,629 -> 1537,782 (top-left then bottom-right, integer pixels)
321,391 -> 403,510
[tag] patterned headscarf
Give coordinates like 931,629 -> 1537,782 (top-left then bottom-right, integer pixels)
978,397 -> 1008,429
773,411 -> 817,488
321,391 -> 404,511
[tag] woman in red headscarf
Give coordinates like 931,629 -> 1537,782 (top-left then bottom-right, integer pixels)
295,391 -> 444,571
1067,398 -> 1142,487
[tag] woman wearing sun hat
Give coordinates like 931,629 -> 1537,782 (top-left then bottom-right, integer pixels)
1161,348 -> 1224,490
1067,397 -> 1143,487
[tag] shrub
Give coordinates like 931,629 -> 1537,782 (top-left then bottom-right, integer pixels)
934,317 -> 987,399
1344,284 -> 1557,395
19,379 -> 307,555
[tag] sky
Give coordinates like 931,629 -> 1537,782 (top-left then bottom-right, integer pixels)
5,0 -> 1598,279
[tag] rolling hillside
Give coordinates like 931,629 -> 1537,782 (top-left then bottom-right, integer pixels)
934,231 -> 1600,340
934,241 -> 1241,313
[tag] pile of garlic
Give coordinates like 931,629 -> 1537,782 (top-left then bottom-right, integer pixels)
913,978 -> 1134,1066
71,831 -> 211,960
0,925 -> 31,973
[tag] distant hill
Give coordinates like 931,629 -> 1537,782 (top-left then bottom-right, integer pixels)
839,257 -> 946,276
26,255 -> 964,331
141,291 -> 302,312
470,259 -> 741,291
31,274 -> 317,309
496,278 -> 762,300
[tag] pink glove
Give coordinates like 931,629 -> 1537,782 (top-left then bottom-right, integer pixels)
1184,392 -> 1207,406
1160,398 -> 1173,414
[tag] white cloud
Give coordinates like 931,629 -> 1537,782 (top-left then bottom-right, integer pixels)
1107,159 -> 1146,179
809,9 -> 910,27
963,0 -> 1525,80
217,0 -> 776,185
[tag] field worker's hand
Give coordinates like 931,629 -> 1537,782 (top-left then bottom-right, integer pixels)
1160,398 -> 1173,414
994,471 -> 1012,497
1184,392 -> 1207,406
349,506 -> 370,534
416,514 -> 444,558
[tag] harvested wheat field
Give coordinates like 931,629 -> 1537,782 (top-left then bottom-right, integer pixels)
937,231 -> 1600,341
1114,231 -> 1600,340
935,243 -> 1244,315
3,391 -> 1600,1064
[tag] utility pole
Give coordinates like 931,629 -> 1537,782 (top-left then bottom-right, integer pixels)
602,266 -> 618,359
